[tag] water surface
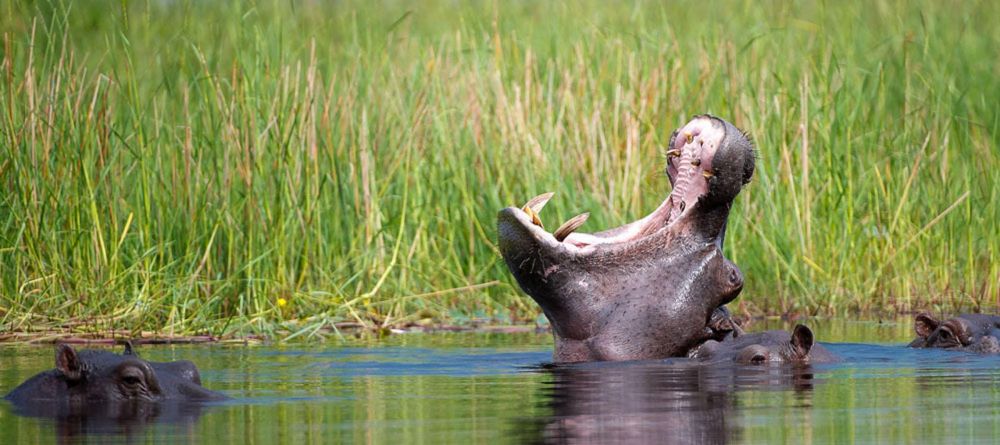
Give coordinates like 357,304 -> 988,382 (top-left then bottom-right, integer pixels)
2,319 -> 999,443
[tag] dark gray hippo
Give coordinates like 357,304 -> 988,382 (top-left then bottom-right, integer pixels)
908,313 -> 1000,354
689,324 -> 837,365
498,115 -> 755,362
4,342 -> 227,406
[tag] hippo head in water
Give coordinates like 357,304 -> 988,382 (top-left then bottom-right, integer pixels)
688,324 -> 837,365
497,115 -> 755,362
4,343 -> 227,406
908,313 -> 1000,354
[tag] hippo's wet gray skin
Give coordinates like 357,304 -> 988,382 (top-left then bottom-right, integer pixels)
908,313 -> 1000,354
4,343 -> 227,406
689,324 -> 837,365
498,115 -> 755,362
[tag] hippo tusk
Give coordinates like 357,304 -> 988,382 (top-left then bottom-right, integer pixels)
523,192 -> 555,214
523,206 -> 543,227
521,192 -> 554,227
553,212 -> 590,242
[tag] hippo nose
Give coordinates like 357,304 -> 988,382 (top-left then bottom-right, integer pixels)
726,260 -> 744,297
730,269 -> 742,288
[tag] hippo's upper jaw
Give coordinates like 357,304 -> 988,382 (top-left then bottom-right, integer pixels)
498,115 -> 755,363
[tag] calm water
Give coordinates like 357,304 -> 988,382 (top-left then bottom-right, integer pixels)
2,319 -> 1000,444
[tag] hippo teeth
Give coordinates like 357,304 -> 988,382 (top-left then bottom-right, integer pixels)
553,213 -> 590,242
523,192 -> 555,214
522,192 -> 554,228
523,207 -> 543,227
509,116 -> 737,252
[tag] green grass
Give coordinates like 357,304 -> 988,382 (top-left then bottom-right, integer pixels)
1,0 -> 997,338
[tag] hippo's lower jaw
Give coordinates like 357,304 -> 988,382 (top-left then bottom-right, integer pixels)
498,115 -> 755,363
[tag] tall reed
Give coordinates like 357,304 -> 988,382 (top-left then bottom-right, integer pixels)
1,0 -> 997,337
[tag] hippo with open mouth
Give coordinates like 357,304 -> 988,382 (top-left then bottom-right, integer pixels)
498,115 -> 755,362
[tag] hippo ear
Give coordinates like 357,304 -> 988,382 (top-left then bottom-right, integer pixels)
122,341 -> 135,356
790,324 -> 814,358
56,344 -> 82,381
915,313 -> 940,338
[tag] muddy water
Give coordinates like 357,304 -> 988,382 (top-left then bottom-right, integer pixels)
2,319 -> 999,444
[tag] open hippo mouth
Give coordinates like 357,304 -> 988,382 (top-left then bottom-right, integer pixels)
497,115 -> 755,363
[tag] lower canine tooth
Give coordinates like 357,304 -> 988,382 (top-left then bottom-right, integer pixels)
523,206 -> 543,227
684,131 -> 694,144
702,170 -> 715,178
522,192 -> 555,214
553,213 -> 589,242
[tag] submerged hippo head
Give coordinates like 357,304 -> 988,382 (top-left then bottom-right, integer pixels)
909,313 -> 1000,354
690,324 -> 837,365
3,343 -> 227,405
498,115 -> 755,362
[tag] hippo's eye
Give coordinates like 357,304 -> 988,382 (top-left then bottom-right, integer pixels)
118,367 -> 146,387
750,354 -> 766,365
122,375 -> 142,386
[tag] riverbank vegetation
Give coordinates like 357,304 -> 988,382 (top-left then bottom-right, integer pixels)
2,0 -> 997,339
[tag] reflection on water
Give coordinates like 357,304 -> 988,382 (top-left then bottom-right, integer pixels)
9,399 -> 213,444
518,361 -> 817,444
2,320 -> 1000,443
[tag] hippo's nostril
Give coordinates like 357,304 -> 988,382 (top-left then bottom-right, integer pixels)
729,269 -> 742,287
